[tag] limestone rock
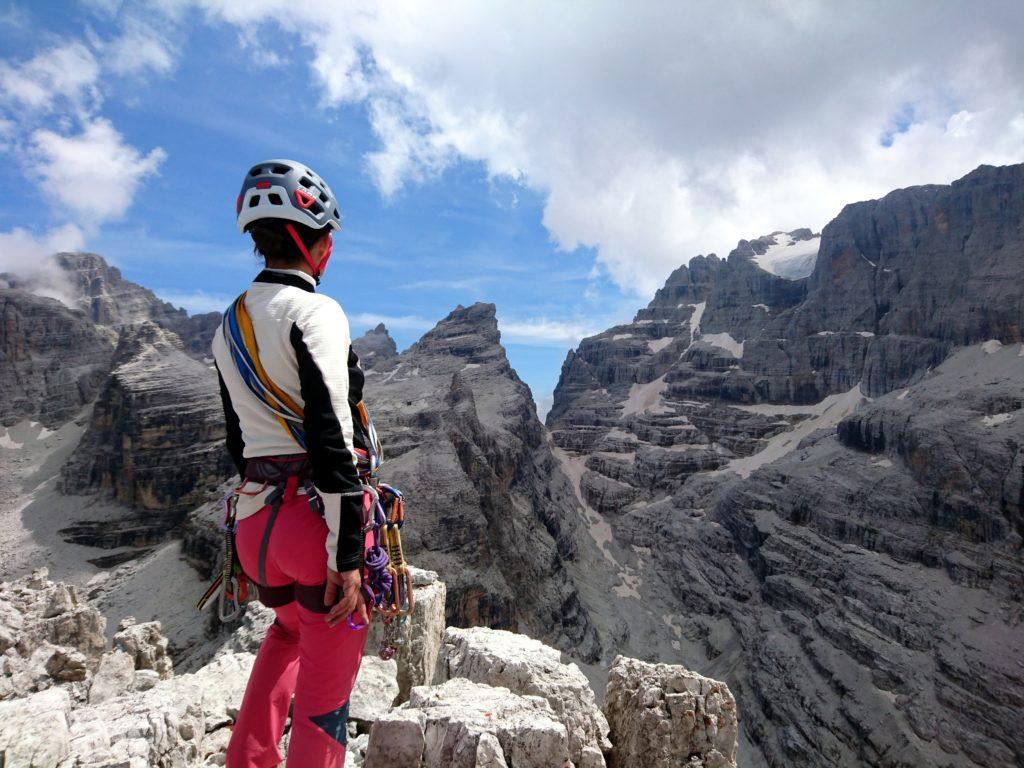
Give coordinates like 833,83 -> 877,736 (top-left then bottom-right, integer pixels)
353,323 -> 400,372
113,616 -> 173,679
0,687 -> 72,767
59,322 -> 234,550
350,655 -> 400,727
89,650 -> 136,704
434,626 -> 610,766
603,656 -> 737,768
365,678 -> 571,768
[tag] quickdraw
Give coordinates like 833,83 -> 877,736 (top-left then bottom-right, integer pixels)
347,482 -> 413,660
196,488 -> 249,621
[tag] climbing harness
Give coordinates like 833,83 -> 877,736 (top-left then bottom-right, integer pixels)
200,294 -> 411,660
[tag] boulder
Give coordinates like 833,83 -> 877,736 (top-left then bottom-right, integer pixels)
364,678 -> 571,768
603,656 -> 737,768
350,655 -> 400,728
89,650 -> 136,704
0,686 -> 72,767
113,616 -> 173,679
434,626 -> 610,767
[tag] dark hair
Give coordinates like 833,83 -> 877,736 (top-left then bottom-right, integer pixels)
248,219 -> 327,266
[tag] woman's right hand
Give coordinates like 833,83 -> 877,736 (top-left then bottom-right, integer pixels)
324,568 -> 368,628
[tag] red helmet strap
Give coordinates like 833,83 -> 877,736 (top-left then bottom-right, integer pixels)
285,223 -> 324,282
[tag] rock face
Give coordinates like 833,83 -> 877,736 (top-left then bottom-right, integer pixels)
546,163 -> 1024,767
59,322 -> 232,550
361,303 -> 603,660
353,322 -> 400,372
0,290 -> 114,427
366,678 -> 573,768
434,626 -> 611,767
604,656 -> 738,768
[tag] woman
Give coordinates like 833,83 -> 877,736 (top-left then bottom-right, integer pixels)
212,159 -> 370,767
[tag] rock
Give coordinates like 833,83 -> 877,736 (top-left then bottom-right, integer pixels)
112,617 -> 173,679
43,582 -> 77,617
353,323 -> 400,372
89,650 -> 136,704
365,678 -> 571,768
603,656 -> 738,768
433,626 -> 610,766
367,566 -> 447,700
359,303 -> 603,660
350,656 -> 400,727
40,602 -> 106,657
44,646 -> 88,682
0,686 -> 72,767
58,322 -> 234,549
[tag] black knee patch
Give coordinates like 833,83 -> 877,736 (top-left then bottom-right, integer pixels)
295,581 -> 330,614
310,701 -> 349,745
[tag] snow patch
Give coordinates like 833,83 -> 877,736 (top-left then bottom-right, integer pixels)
752,232 -> 820,279
647,337 -> 673,353
688,302 -> 706,337
612,333 -> 633,340
857,331 -> 875,338
622,375 -> 669,416
752,303 -> 769,312
0,430 -> 23,450
982,339 -> 1003,354
816,331 -> 835,336
725,385 -> 865,477
700,332 -> 744,358
897,389 -> 910,400
981,413 -> 1014,427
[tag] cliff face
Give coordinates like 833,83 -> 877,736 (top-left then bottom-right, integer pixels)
0,291 -> 115,427
358,304 -> 605,660
547,163 -> 1024,767
59,323 -> 232,549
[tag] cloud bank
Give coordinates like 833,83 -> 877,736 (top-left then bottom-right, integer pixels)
193,0 -> 1024,295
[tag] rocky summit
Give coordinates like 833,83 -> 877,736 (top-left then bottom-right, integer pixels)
547,163 -> 1024,767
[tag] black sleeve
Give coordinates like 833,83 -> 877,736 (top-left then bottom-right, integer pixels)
290,322 -> 365,572
216,367 -> 246,479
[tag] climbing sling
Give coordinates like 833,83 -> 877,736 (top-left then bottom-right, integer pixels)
198,292 -> 412,659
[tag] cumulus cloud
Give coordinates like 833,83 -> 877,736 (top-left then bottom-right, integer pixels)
499,317 -> 602,347
193,0 -> 1024,295
28,118 -> 166,223
103,20 -> 176,76
0,224 -> 86,305
0,41 -> 100,113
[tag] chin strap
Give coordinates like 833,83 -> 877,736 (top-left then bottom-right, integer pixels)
285,223 -> 331,283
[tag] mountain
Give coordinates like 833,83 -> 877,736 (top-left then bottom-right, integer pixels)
354,303 -> 605,660
546,163 -> 1024,767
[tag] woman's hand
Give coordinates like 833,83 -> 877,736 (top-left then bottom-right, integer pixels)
324,568 -> 368,628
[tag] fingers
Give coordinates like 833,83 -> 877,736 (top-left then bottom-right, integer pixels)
354,597 -> 369,627
323,579 -> 338,607
326,593 -> 355,628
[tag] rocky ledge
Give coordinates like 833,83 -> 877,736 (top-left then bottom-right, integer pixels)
0,569 -> 738,768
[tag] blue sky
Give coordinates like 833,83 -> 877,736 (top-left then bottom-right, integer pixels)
0,2 -> 641,415
1,2 -> 1022,415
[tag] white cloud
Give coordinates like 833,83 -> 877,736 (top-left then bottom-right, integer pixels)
155,288 -> 233,314
0,224 -> 86,305
28,118 -> 166,223
0,41 -> 100,112
498,317 -> 601,347
349,312 -> 433,333
193,0 -> 1024,295
104,20 -> 176,76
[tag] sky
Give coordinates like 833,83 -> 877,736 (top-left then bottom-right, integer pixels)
1,1 -> 1023,417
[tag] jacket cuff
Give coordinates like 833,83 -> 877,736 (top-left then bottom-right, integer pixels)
331,493 -> 365,572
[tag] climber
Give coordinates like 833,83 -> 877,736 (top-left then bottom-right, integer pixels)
212,159 -> 371,768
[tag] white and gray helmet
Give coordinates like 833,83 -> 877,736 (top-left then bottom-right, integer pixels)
235,159 -> 342,233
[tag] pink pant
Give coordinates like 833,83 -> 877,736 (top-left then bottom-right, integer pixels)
226,484 -> 368,768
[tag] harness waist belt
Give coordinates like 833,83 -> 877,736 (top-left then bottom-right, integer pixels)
245,455 -> 313,484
